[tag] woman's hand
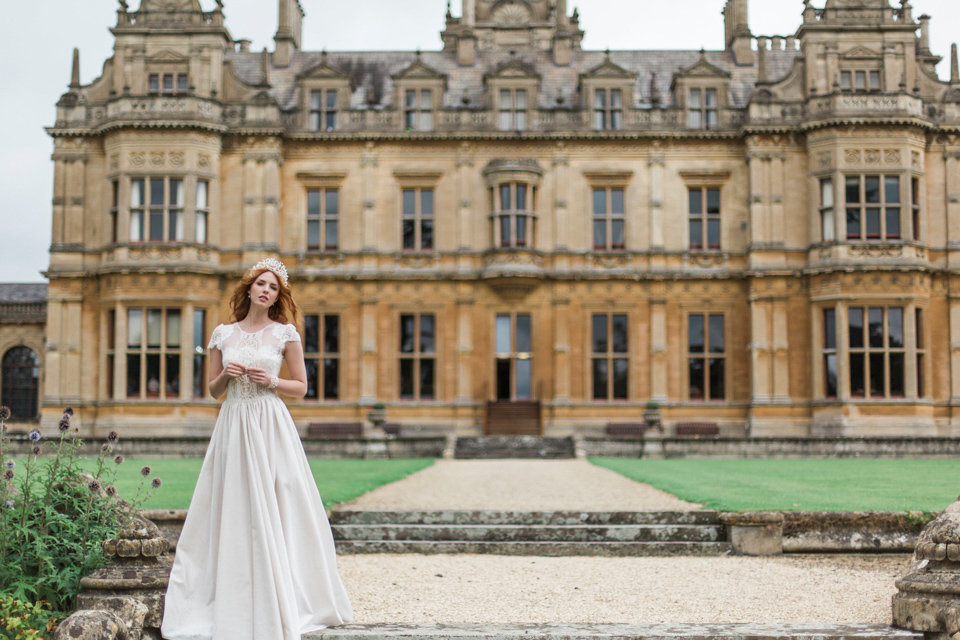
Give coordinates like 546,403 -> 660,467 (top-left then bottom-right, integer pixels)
245,367 -> 272,386
224,362 -> 247,379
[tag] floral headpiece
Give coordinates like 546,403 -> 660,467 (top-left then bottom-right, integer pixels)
251,258 -> 289,287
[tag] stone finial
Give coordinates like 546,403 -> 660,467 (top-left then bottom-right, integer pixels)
757,40 -> 768,83
260,47 -> 270,86
893,498 -> 960,638
118,0 -> 128,11
70,48 -> 81,90
951,44 -> 959,84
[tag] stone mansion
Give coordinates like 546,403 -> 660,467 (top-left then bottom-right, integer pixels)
12,0 -> 960,437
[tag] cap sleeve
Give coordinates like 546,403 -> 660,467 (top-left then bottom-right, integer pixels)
283,323 -> 302,345
207,324 -> 232,351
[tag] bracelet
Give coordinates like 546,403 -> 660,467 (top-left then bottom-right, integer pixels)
268,375 -> 279,389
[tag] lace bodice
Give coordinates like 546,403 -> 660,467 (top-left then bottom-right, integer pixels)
208,323 -> 301,403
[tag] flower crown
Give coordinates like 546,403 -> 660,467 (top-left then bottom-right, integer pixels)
251,258 -> 289,287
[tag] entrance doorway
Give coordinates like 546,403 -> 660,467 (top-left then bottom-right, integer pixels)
487,313 -> 540,435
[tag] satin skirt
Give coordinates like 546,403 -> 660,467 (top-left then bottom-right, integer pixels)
161,396 -> 353,640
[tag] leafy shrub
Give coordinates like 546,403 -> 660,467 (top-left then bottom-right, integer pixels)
0,408 -> 162,617
0,595 -> 58,640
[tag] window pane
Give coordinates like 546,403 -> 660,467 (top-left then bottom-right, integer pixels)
821,178 -> 834,208
420,314 -> 436,354
612,358 -> 628,399
500,185 -> 511,210
516,314 -> 531,353
689,89 -> 701,108
131,179 -> 144,206
127,354 -> 141,397
147,309 -> 162,348
915,308 -> 924,349
824,308 -> 836,349
403,189 -> 416,216
709,357 -> 725,400
593,220 -> 606,249
516,358 -> 532,400
128,309 -> 143,347
516,111 -> 527,130
146,354 -> 161,397
612,314 -> 628,353
305,358 -> 318,399
705,89 -> 718,107
869,352 -> 885,397
593,189 -> 606,215
846,208 -> 861,239
326,90 -> 337,109
885,176 -> 900,203
594,89 -> 606,109
516,215 -> 527,246
500,215 -> 511,246
399,359 -> 415,398
400,314 -> 415,353
421,190 -> 434,216
421,220 -> 434,250
611,89 -> 622,108
611,220 -> 625,249
500,111 -> 513,131
868,308 -> 883,348
307,189 -> 320,217
515,90 -> 527,109
611,189 -> 624,215
849,353 -> 865,396
848,307 -> 864,349
193,353 -> 204,398
165,354 -> 180,395
166,310 -> 181,348
592,315 -> 608,353
688,110 -> 702,128
325,220 -> 338,249
706,189 -> 721,214
150,179 -> 165,206
855,71 -> 866,90
592,359 -> 608,399
170,179 -> 183,206
304,315 -> 319,353
825,354 -> 838,397
709,315 -> 725,353
594,110 -> 606,130
307,220 -> 320,249
888,307 -> 903,348
406,90 -> 416,108
324,315 -> 340,353
421,110 -> 432,131
866,208 -> 881,237
516,185 -> 527,211
889,353 -> 904,396
402,219 -> 416,250
689,189 -> 702,214
689,219 -> 702,249
149,75 -> 159,93
496,315 -> 511,354
822,206 -> 834,241
886,207 -> 900,238
840,71 -> 852,90
869,70 -> 881,90
150,211 -> 164,241
324,358 -> 339,399
326,190 -> 339,216
846,177 -> 860,204
688,315 -> 704,353
688,358 -> 704,400
420,358 -> 435,399
163,74 -> 174,92
865,176 -> 880,203
707,219 -> 721,248
197,180 -> 208,209
917,353 -> 924,398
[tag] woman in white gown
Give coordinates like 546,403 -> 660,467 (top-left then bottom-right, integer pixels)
162,258 -> 353,640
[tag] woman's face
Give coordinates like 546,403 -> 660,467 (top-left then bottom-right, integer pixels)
249,270 -> 280,310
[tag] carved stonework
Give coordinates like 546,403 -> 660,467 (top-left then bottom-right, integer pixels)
912,151 -> 922,169
884,149 -> 901,165
865,149 -> 881,165
845,149 -> 861,165
396,253 -> 439,269
849,244 -> 903,258
591,253 -> 630,269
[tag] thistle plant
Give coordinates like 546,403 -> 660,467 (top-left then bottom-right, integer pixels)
0,407 -> 162,620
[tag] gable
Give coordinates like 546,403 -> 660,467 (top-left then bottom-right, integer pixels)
582,59 -> 635,80
486,59 -> 539,81
841,45 -> 882,60
677,56 -> 731,79
147,50 -> 189,64
299,60 -> 352,81
392,60 -> 446,82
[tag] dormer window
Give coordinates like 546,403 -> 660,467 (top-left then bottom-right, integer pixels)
310,89 -> 338,131
148,73 -> 188,95
593,89 -> 623,130
840,70 -> 881,92
499,89 -> 528,131
405,89 -> 434,131
392,59 -> 447,133
688,88 -> 718,129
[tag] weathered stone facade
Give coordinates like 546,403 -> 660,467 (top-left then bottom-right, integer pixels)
0,284 -> 46,426
42,0 -> 960,437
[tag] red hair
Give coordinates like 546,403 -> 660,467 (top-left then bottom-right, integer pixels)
229,267 -> 301,327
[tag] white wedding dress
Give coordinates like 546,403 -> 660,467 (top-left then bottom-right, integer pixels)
162,322 -> 353,640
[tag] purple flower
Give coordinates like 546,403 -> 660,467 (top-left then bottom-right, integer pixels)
31,446 -> 41,456
88,479 -> 101,493
3,500 -> 13,508
28,429 -> 41,442
63,407 -> 74,416
2,469 -> 13,481
3,461 -> 13,469
151,477 -> 162,489
100,443 -> 113,454
114,455 -> 125,465
105,485 -> 117,498
107,431 -> 119,443
0,406 -> 10,421
58,418 -> 71,432
140,465 -> 151,477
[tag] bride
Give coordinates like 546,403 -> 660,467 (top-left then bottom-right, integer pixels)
162,258 -> 353,640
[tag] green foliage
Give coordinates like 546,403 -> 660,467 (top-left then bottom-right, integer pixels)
590,458 -> 960,511
0,409 -> 161,617
0,596 -> 59,640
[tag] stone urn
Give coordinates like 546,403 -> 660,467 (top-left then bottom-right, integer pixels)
54,514 -> 170,640
893,498 -> 960,640
367,403 -> 387,429
642,402 -> 663,433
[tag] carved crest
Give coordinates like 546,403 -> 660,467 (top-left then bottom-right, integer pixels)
841,45 -> 881,60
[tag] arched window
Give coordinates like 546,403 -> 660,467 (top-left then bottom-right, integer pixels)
2,346 -> 39,420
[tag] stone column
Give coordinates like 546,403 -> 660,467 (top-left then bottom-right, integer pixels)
361,145 -> 379,271
553,296 -> 571,405
51,159 -> 67,245
553,151 -> 570,251
457,150 -> 475,272
456,294 -> 474,405
242,157 -> 261,250
359,294 -> 378,404
946,151 -> 960,269
771,298 -> 790,402
649,299 -> 668,402
750,298 -> 771,403
770,153 -> 785,248
950,296 -> 960,404
181,302 -> 194,402
648,155 -> 665,259
114,302 -> 126,401
747,153 -> 767,260
262,158 -> 280,251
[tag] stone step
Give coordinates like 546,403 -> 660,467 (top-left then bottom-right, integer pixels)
334,540 -> 734,556
330,510 -> 721,526
454,436 -> 575,459
304,623 -> 920,640
455,450 -> 574,459
333,523 -> 723,543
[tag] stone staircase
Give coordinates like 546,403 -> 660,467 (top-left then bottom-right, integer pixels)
330,509 -> 732,556
455,436 -> 576,459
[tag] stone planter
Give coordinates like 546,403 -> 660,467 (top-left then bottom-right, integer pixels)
720,511 -> 784,556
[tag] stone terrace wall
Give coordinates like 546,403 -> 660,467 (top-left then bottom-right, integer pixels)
581,437 -> 960,459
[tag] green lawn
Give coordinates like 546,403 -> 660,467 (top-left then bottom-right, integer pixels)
72,457 -> 435,510
590,458 -> 960,512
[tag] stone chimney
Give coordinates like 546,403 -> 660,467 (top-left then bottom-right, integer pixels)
723,0 -> 753,66
70,48 -> 81,90
273,0 -> 303,68
917,14 -> 931,54
553,0 -> 572,66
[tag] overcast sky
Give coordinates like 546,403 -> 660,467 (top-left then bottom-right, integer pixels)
1,0 -> 957,283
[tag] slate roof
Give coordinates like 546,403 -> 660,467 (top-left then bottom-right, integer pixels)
227,47 -> 801,112
0,284 -> 48,304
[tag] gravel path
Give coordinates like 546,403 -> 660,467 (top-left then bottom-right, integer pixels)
338,554 -> 908,624
339,460 -> 699,511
